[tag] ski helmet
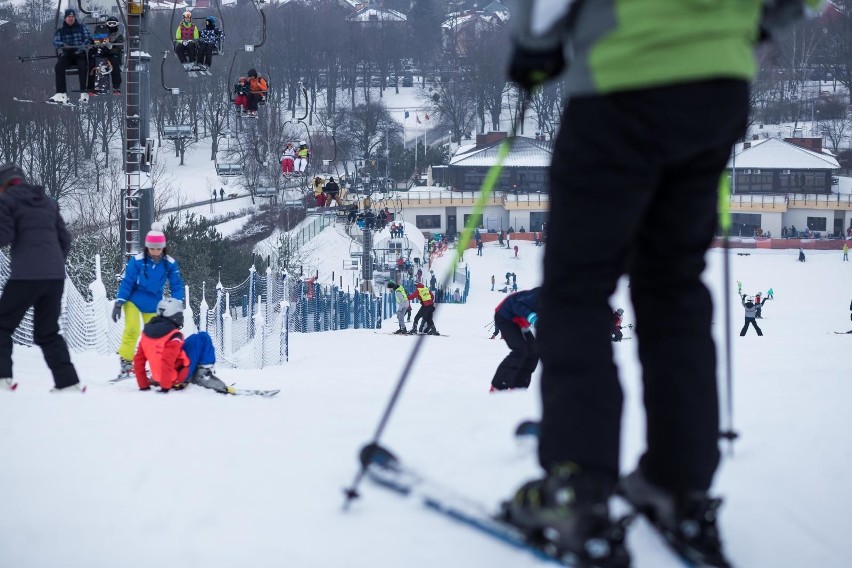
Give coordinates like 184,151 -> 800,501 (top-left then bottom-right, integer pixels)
206,15 -> 216,23
157,297 -> 184,327
183,11 -> 192,19
0,163 -> 25,187
616,308 -> 624,315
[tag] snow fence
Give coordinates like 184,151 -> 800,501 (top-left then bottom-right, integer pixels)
0,250 -> 398,369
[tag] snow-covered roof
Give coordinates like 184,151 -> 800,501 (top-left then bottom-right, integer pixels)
726,138 -> 841,170
450,136 -> 553,168
442,11 -> 504,31
348,6 -> 407,22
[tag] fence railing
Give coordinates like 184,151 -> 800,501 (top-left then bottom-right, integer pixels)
0,248 -> 396,370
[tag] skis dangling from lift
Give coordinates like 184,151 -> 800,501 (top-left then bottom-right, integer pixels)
181,63 -> 213,77
14,96 -> 76,108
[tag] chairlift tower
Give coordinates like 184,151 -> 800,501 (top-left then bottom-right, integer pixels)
122,0 -> 155,257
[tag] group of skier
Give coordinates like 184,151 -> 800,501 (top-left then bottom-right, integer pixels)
45,8 -> 225,106
48,9 -> 124,105
109,223 -> 231,394
232,69 -> 268,117
281,142 -> 310,176
386,281 -> 439,336
174,11 -> 224,70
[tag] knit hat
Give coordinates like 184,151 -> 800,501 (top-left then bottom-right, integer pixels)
0,163 -> 25,187
145,221 -> 166,249
64,8 -> 76,17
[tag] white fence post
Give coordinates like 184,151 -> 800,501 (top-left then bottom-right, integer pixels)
199,281 -> 208,333
253,295 -> 265,368
223,292 -> 233,358
89,254 -> 111,354
183,284 -> 197,335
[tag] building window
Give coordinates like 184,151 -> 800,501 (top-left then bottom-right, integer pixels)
462,214 -> 484,229
733,172 -> 773,192
806,217 -> 827,231
415,215 -> 441,229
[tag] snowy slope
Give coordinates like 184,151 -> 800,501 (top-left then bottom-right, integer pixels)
1,241 -> 851,567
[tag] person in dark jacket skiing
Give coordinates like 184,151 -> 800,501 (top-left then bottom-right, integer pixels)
490,288 -> 540,392
739,295 -> 763,336
498,1 -> 820,566
49,8 -> 93,105
0,163 -> 82,392
134,298 -> 229,393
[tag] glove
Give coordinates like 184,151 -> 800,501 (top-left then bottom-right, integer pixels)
111,301 -> 123,323
508,44 -> 565,92
527,312 -> 538,326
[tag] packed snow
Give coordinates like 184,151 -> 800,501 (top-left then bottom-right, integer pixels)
1,238 -> 851,567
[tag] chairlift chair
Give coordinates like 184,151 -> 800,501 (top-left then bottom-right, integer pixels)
163,124 -> 194,139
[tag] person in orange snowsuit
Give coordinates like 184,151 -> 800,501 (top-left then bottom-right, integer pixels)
133,297 -> 227,393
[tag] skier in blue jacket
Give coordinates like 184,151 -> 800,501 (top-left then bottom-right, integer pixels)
112,222 -> 184,380
490,287 -> 540,391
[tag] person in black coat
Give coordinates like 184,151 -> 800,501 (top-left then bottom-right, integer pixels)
0,163 -> 81,391
490,287 -> 540,391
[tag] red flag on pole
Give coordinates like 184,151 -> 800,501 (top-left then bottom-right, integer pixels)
416,115 -> 422,124
424,113 -> 430,121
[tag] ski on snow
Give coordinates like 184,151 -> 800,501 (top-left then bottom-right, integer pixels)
357,443 -> 632,568
226,387 -> 280,398
108,373 -> 279,397
358,430 -> 728,568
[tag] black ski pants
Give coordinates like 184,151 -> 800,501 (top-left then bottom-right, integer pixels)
55,50 -> 88,94
537,80 -> 749,493
740,317 -> 763,336
197,43 -> 215,67
413,304 -> 436,333
174,41 -> 197,64
0,279 -> 80,388
491,315 -> 538,390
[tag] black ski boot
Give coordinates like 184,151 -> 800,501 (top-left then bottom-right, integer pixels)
502,466 -> 630,568
618,469 -> 731,568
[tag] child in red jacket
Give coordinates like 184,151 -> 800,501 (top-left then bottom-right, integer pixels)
133,297 -> 228,393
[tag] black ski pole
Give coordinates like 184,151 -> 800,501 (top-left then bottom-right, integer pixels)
342,94 -> 530,510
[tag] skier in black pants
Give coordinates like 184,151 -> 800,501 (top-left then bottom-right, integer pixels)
739,296 -> 763,336
0,163 -> 82,392
490,288 -> 540,392
498,1 -> 793,566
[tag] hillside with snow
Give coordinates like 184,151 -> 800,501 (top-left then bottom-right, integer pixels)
1,238 -> 851,567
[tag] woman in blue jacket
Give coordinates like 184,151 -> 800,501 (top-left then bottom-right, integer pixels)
112,223 -> 184,379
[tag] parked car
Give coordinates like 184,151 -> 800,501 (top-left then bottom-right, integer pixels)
401,75 -> 413,87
